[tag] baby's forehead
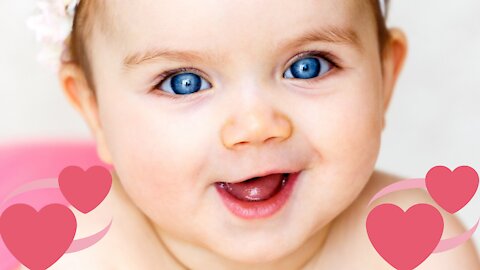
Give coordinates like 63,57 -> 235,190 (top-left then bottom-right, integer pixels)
95,0 -> 373,66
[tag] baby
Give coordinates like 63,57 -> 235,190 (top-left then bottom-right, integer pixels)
29,0 -> 480,269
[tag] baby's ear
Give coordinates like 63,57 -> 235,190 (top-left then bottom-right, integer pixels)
58,63 -> 113,165
381,28 -> 408,129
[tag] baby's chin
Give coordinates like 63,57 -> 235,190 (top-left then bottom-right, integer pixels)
202,225 -> 314,264
195,193 -> 357,263
190,207 -> 330,265
150,201 -> 320,265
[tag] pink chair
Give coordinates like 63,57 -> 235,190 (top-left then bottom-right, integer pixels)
0,139 -> 113,270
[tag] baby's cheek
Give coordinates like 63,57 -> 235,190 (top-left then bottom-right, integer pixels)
111,130 -> 210,227
330,108 -> 380,178
305,93 -> 382,202
102,129 -> 179,218
308,97 -> 381,165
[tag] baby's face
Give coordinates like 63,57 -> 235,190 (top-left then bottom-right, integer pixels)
86,0 -> 394,263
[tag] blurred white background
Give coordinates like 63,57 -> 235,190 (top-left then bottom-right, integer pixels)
0,0 -> 479,253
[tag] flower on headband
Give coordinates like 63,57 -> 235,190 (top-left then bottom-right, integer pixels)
26,0 -> 80,72
380,0 -> 389,18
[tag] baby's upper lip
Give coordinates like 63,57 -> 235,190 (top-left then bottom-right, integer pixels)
220,167 -> 301,184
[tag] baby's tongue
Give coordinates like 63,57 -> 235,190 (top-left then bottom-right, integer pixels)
224,173 -> 284,201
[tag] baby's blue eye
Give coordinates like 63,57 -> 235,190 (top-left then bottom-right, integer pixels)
283,56 -> 332,80
159,72 -> 212,95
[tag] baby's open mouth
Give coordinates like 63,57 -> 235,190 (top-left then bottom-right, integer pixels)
214,171 -> 301,219
216,173 -> 288,202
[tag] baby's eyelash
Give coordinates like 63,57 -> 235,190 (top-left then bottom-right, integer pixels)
155,67 -> 202,83
291,50 -> 339,69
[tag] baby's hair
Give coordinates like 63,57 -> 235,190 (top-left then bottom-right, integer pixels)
68,0 -> 105,92
68,0 -> 390,94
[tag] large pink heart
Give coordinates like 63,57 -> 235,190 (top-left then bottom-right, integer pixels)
58,165 -> 112,214
0,204 -> 77,270
425,165 -> 479,214
366,203 -> 444,270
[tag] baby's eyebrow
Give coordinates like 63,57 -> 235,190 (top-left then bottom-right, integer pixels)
275,26 -> 362,52
121,26 -> 361,70
122,48 -> 217,70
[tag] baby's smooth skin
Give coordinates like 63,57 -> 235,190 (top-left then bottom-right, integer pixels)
45,0 -> 479,269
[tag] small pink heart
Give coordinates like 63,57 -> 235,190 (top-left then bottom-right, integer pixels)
58,165 -> 112,214
0,204 -> 77,270
425,165 -> 479,214
366,203 -> 444,270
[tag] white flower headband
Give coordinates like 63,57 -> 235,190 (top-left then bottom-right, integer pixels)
26,0 -> 388,73
26,0 -> 80,72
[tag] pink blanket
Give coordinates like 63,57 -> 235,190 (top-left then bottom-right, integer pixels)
0,139 -> 112,270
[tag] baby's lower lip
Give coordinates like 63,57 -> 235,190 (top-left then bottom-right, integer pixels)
214,171 -> 301,219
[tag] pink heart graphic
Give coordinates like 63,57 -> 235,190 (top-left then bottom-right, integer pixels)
58,165 -> 112,214
366,203 -> 444,270
0,204 -> 77,270
425,165 -> 479,214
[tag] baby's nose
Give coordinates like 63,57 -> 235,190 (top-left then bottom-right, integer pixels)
221,104 -> 293,150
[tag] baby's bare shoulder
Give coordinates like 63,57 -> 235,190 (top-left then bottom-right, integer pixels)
322,170 -> 480,269
43,177 -> 181,270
